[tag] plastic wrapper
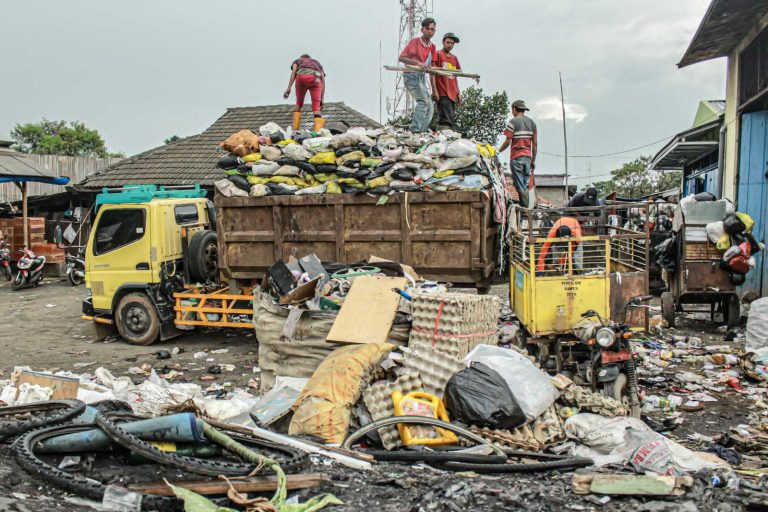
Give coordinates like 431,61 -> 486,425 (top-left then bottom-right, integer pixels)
706,221 -> 725,244
466,345 -> 559,421
444,362 -> 526,430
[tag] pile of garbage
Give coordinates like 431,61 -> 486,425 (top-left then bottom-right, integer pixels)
213,122 -> 507,198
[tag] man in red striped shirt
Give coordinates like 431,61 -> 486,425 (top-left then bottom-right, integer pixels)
497,100 -> 538,208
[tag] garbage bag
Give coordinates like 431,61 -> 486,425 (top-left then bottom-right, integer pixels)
325,181 -> 342,194
466,345 -> 559,421
290,343 -> 393,444
706,221 -> 725,244
293,161 -> 317,174
716,232 -> 732,251
220,129 -> 260,157
439,156 -> 478,172
736,212 -> 755,234
309,152 -> 336,165
723,213 -> 747,235
693,191 -> 716,202
652,235 -> 678,273
242,153 -> 262,163
258,122 -> 283,137
399,153 -> 434,166
444,362 -> 526,430
228,174 -> 250,192
274,165 -> 304,177
217,153 -> 242,170
260,146 -> 283,161
331,132 -> 361,150
249,184 -> 270,197
282,143 -> 312,161
445,139 -> 480,158
214,179 -> 248,198
422,142 -> 447,157
302,136 -> 333,153
295,183 -> 327,195
336,150 -> 366,166
747,298 -> 768,354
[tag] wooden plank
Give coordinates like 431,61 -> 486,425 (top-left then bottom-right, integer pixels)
15,371 -> 79,400
335,204 -> 345,262
130,474 -> 329,497
326,275 -> 407,345
572,473 -> 693,496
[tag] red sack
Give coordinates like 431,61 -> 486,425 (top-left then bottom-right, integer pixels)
728,254 -> 750,274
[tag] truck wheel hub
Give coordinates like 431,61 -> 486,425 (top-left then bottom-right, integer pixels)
126,307 -> 148,332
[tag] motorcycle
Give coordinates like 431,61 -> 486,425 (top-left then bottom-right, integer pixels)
65,248 -> 86,286
12,248 -> 46,291
0,240 -> 11,281
569,296 -> 651,418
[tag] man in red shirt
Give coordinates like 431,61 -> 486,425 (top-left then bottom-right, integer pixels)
398,18 -> 438,133
431,33 -> 462,131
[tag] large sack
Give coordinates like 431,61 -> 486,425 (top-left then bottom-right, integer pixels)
289,343 -> 393,444
445,139 -> 480,158
444,362 -> 526,430
747,298 -> 768,354
220,130 -> 260,157
706,221 -> 725,245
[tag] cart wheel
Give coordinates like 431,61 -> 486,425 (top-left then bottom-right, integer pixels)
725,295 -> 740,328
661,292 -> 675,328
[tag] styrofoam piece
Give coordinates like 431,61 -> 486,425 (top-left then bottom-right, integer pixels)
408,292 -> 500,356
363,373 -> 423,450
403,341 -> 464,398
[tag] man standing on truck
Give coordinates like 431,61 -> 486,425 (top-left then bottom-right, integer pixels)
431,32 -> 462,131
283,54 -> 326,132
399,18 -> 438,133
497,100 -> 538,208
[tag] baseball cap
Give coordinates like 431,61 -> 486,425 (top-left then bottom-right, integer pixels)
443,32 -> 460,43
512,100 -> 529,111
584,187 -> 598,205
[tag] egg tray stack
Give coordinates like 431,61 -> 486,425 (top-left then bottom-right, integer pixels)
215,125 -> 500,198
408,291 -> 501,357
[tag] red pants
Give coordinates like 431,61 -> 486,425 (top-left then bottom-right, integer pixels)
295,75 -> 323,112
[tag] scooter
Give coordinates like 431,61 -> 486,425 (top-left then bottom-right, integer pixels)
0,240 -> 11,281
12,248 -> 46,291
65,248 -> 85,286
570,296 -> 651,418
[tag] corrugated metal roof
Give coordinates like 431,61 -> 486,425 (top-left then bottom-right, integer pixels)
678,0 -> 768,68
0,148 -> 62,179
79,102 -> 382,189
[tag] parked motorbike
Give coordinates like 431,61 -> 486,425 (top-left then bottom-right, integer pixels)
65,248 -> 85,286
0,240 -> 11,281
12,248 -> 46,291
569,296 -> 651,418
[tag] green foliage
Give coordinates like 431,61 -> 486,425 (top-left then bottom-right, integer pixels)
164,135 -> 181,144
590,156 -> 681,198
388,86 -> 509,145
10,119 -> 123,158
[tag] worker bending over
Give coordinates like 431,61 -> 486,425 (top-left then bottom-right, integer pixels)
284,54 -> 326,132
536,217 -> 583,273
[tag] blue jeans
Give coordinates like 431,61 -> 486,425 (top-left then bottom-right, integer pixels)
510,156 -> 532,208
403,73 -> 433,133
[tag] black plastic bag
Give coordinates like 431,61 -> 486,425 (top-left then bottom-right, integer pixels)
228,174 -> 250,192
444,362 -> 526,430
217,153 -> 241,170
652,234 -> 678,273
693,192 -> 716,202
723,213 -> 747,235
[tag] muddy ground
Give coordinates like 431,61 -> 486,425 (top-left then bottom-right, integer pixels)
0,278 -> 765,511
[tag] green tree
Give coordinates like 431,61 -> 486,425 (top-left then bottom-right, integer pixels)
164,135 -> 181,144
10,119 -> 124,158
590,156 -> 681,198
388,86 -> 509,145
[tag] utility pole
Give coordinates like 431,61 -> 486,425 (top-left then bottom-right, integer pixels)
559,71 -> 569,197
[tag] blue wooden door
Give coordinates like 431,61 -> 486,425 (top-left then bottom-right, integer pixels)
738,111 -> 768,297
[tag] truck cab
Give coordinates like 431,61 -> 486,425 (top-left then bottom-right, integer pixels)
82,185 -> 218,345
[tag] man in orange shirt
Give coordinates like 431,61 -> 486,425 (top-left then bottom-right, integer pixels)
536,217 -> 582,272
431,32 -> 462,131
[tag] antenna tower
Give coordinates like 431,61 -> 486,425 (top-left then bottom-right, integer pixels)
388,0 -> 433,119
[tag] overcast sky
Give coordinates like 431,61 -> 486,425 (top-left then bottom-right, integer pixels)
0,0 -> 724,185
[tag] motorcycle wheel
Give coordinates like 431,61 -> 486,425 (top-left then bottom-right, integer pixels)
602,374 -> 641,418
11,274 -> 22,291
68,272 -> 83,286
2,265 -> 10,281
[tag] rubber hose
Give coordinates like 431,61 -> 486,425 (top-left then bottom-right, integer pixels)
341,416 -> 505,457
363,450 -> 508,464
0,400 -> 86,441
432,457 -> 594,473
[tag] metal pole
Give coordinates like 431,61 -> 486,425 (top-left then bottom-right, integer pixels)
559,71 -> 569,202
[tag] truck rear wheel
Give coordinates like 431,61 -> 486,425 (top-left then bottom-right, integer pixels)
188,230 -> 218,283
115,293 -> 160,345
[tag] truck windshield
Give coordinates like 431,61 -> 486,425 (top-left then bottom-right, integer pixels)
94,209 -> 146,255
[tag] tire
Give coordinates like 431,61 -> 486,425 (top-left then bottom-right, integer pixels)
11,273 -> 22,291
726,295 -> 740,328
602,374 -> 641,419
661,291 -> 675,328
0,400 -> 86,441
12,424 -> 181,510
187,230 -> 218,283
94,413 -> 289,477
115,293 -> 161,345
68,271 -> 83,286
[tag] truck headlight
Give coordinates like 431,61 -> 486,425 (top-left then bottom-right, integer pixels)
595,327 -> 616,348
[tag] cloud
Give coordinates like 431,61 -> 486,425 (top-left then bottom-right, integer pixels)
534,98 -> 589,123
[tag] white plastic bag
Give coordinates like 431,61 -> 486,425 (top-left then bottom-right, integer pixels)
302,136 -> 333,153
282,143 -> 312,161
259,122 -> 284,137
445,139 -> 480,158
706,221 -> 725,244
422,142 -> 447,158
747,298 -> 768,354
248,161 -> 280,176
214,179 -> 248,198
466,345 -> 559,420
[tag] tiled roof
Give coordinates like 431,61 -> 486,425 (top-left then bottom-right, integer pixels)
78,102 -> 381,189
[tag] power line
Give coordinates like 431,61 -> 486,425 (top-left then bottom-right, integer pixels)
540,135 -> 671,158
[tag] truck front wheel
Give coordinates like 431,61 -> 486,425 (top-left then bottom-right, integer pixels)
115,293 -> 160,345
